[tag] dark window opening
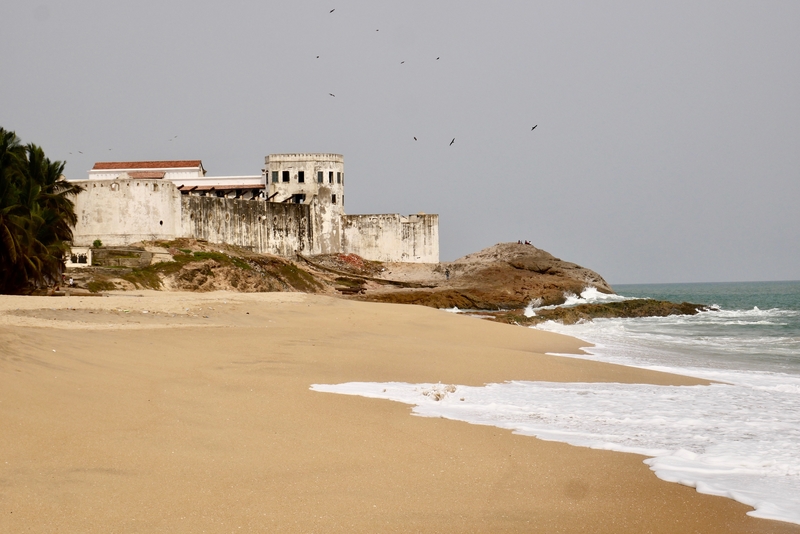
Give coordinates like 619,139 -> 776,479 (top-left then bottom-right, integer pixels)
292,193 -> 306,204
282,170 -> 290,182
331,194 -> 337,204
272,171 -> 278,183
317,171 -> 323,183
298,171 -> 305,183
328,171 -> 333,183
341,172 -> 344,185
336,172 -> 341,184
159,220 -> 163,226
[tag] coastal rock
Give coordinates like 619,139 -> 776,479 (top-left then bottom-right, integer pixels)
488,299 -> 711,326
356,242 -> 613,310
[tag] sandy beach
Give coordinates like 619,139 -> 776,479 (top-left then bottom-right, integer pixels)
1,291 -> 797,533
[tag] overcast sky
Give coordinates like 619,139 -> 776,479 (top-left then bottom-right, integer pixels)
2,1 -> 798,284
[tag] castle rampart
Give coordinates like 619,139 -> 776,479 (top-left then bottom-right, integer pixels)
342,213 -> 439,263
71,154 -> 439,263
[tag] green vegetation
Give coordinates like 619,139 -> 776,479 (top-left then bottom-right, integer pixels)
1,127 -> 84,293
279,263 -> 320,292
92,239 -> 102,248
118,250 -> 255,289
87,280 -> 116,293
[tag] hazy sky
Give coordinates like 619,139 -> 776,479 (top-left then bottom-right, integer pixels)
2,1 -> 798,284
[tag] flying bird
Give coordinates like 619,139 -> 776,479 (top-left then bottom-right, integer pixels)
400,61 -> 405,64
531,125 -> 537,131
449,138 -> 455,146
78,151 -> 83,154
329,93 -> 335,97
414,137 -> 417,141
329,8 -> 335,13
436,57 -> 440,60
316,55 -> 320,58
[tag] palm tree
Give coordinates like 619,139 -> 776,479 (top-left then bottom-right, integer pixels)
0,128 -> 83,293
0,129 -> 27,291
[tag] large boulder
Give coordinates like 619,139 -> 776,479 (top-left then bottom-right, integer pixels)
359,242 -> 613,310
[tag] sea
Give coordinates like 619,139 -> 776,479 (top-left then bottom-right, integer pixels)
311,281 -> 800,525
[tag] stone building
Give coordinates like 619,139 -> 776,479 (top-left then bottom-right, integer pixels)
70,154 -> 439,263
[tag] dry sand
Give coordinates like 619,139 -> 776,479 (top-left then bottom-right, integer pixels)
1,291 -> 797,533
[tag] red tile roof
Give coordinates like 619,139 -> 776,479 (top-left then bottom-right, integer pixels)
92,160 -> 203,170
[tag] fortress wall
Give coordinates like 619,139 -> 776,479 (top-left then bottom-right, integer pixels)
72,179 -> 182,246
181,196 -> 312,256
342,214 -> 439,263
307,196 -> 341,255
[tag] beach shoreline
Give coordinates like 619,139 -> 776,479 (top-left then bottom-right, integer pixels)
1,291 -> 797,533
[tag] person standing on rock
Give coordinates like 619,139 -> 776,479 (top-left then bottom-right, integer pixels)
445,269 -> 450,281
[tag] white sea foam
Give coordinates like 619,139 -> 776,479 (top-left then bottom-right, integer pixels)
526,287 -> 636,316
311,378 -> 800,524
314,289 -> 800,525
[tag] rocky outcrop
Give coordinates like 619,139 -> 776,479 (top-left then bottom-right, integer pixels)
71,240 -> 710,326
356,242 -> 613,310
487,299 -> 711,326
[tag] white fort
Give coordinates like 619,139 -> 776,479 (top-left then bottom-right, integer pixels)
72,154 -> 439,263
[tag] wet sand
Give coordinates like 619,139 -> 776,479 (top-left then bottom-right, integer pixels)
1,291 -> 797,533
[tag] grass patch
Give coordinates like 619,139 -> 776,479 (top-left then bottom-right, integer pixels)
119,250 -> 256,289
279,263 -> 320,292
87,280 -> 116,293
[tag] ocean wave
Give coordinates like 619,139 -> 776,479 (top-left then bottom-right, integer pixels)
311,379 -> 800,525
525,287 -> 637,316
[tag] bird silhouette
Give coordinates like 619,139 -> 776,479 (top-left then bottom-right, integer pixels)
414,137 -> 417,141
329,93 -> 335,97
400,61 -> 405,64
436,57 -> 440,60
329,8 -> 335,13
531,125 -> 537,131
450,138 -> 455,146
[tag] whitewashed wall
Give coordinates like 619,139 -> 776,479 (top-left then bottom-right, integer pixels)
342,214 -> 439,263
72,179 -> 182,246
181,196 -> 312,256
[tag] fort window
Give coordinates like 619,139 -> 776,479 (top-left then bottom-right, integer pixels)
272,171 -> 278,183
329,171 -> 333,183
332,194 -> 337,204
282,170 -> 290,182
298,171 -> 305,183
317,171 -> 323,183
159,220 -> 163,226
336,172 -> 341,184
342,173 -> 344,184
292,194 -> 306,204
